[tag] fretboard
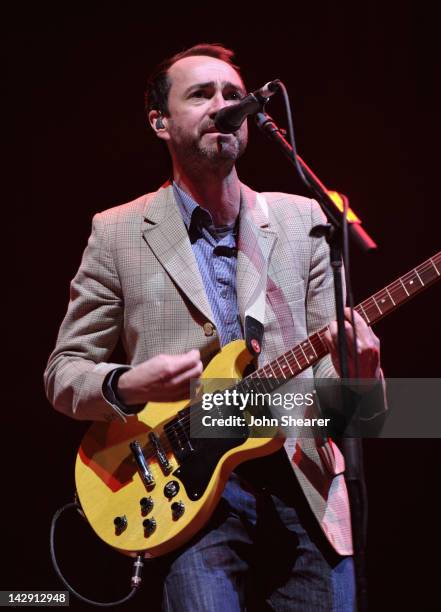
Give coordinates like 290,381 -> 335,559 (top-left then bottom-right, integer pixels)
240,251 -> 441,394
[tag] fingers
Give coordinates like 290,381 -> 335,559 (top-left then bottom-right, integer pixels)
344,308 -> 373,345
324,320 -> 354,347
324,309 -> 381,379
323,321 -> 355,377
145,350 -> 203,401
165,360 -> 203,388
345,308 -> 380,354
148,365 -> 203,401
119,350 -> 203,403
155,349 -> 202,381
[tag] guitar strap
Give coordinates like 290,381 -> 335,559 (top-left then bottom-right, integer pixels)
243,193 -> 269,358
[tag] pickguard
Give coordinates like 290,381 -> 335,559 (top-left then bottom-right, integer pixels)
173,436 -> 247,500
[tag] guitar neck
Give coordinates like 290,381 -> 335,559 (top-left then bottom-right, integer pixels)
245,252 -> 441,388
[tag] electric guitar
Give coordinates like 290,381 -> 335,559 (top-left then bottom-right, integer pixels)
75,252 -> 441,557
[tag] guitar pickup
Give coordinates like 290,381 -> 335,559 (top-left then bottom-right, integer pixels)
130,440 -> 155,487
176,411 -> 194,453
149,432 -> 172,474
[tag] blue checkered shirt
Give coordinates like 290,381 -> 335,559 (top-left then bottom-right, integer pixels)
173,182 -> 243,346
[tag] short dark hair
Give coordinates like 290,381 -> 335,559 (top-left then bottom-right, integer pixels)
144,43 -> 242,117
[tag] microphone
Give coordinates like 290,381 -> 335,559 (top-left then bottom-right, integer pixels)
214,80 -> 280,134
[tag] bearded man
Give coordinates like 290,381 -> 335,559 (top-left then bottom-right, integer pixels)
45,43 -> 384,611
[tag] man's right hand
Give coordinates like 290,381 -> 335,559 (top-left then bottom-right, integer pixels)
117,350 -> 203,405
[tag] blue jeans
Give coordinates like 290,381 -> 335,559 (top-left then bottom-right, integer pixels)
161,451 -> 355,611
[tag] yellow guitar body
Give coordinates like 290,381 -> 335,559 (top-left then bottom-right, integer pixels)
74,251 -> 441,557
75,340 -> 283,558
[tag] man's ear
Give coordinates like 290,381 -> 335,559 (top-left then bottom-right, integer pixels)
148,110 -> 170,141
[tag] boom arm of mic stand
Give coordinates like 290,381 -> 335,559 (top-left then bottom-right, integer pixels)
255,112 -> 377,253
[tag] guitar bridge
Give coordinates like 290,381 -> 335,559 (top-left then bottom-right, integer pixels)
130,440 -> 155,487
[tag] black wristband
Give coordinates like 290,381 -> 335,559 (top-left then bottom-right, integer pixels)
103,367 -> 145,415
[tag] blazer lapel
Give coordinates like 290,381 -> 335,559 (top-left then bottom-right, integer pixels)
142,183 -> 215,325
237,184 -> 278,328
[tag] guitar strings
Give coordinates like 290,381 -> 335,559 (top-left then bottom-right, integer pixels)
114,256 -> 441,464
134,255 -> 441,461
129,334 -> 330,462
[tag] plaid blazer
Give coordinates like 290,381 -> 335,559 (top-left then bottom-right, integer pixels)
44,181 -> 354,555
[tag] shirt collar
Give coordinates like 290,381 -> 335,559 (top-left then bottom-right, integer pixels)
173,181 -> 212,232
173,180 -> 239,245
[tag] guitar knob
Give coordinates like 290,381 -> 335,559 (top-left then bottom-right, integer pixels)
143,517 -> 157,536
113,515 -> 128,534
140,496 -> 154,514
171,501 -> 185,519
164,480 -> 180,499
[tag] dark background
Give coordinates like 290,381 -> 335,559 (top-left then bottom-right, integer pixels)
6,2 -> 440,610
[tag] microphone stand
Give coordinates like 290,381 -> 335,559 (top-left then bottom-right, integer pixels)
255,111 -> 377,612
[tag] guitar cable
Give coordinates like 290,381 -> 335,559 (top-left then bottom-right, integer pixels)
50,501 -> 144,607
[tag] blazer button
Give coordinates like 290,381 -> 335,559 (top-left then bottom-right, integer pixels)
203,322 -> 215,336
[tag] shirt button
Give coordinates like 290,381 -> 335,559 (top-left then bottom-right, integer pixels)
203,322 -> 216,336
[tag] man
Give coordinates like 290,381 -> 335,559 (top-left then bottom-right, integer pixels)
45,44 -> 384,611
